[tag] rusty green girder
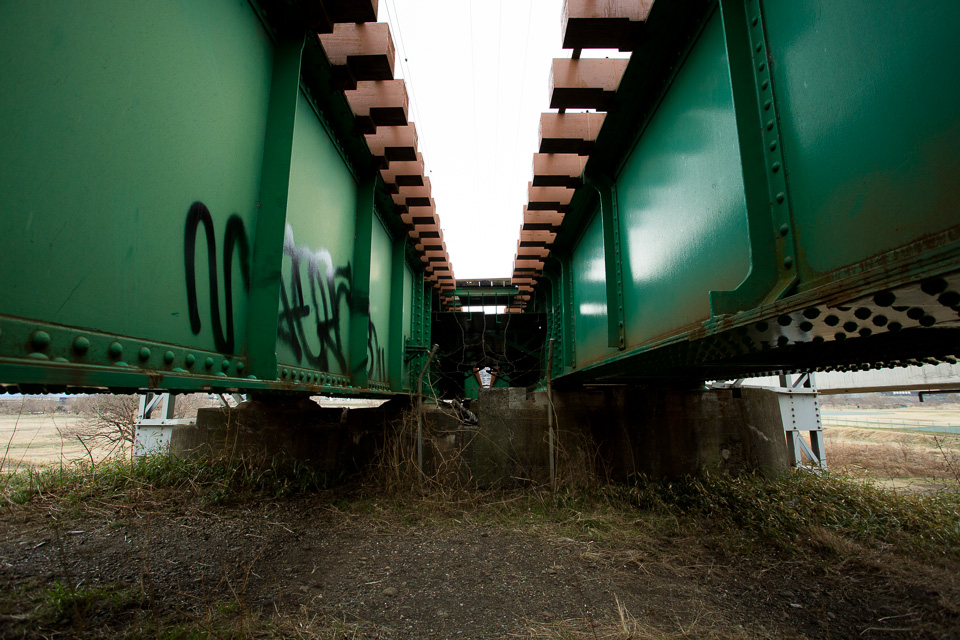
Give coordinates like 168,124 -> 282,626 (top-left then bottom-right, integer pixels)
0,0 -> 435,396
532,0 -> 960,386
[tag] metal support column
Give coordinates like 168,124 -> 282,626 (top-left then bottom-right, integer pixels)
775,372 -> 827,470
133,392 -> 195,456
349,176 -> 377,389
388,234 -> 407,391
244,35 -> 306,380
585,173 -> 626,349
710,0 -> 797,316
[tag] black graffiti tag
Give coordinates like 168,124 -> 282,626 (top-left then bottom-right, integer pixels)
183,202 -> 250,354
366,319 -> 386,381
278,224 -> 387,382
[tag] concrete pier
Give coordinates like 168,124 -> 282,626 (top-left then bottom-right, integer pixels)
169,396 -> 409,473
425,386 -> 790,487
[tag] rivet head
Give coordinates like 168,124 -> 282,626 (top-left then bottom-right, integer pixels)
769,140 -> 778,151
185,354 -> 196,367
776,192 -> 786,204
761,80 -> 769,90
779,223 -> 789,235
282,368 -> 290,378
755,43 -> 763,53
763,100 -> 772,110
771,162 -> 781,172
164,350 -> 175,364
236,361 -> 245,373
221,359 -> 230,371
758,61 -> 766,71
751,16 -> 758,26
204,357 -> 215,369
73,336 -> 90,354
783,256 -> 793,268
31,331 -> 51,350
108,341 -> 123,359
766,120 -> 774,131
138,347 -> 151,361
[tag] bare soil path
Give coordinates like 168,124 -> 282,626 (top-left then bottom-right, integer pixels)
1,487 -> 958,639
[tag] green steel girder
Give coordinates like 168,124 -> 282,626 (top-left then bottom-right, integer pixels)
451,287 -> 520,297
0,1 -> 426,397
552,0 -> 714,257
543,0 -> 960,385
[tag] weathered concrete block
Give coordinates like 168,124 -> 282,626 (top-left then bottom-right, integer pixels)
170,396 -> 408,473
549,387 -> 789,479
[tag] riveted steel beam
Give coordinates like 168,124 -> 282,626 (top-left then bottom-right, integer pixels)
709,0 -> 797,316
584,171 -> 626,350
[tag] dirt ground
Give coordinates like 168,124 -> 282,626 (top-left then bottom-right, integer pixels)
0,406 -> 958,638
1,485 -> 959,640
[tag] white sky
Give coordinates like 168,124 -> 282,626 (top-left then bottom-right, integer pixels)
378,0 -> 625,280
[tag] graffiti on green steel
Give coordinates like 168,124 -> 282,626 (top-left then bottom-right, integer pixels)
278,225 -> 386,381
183,202 -> 250,354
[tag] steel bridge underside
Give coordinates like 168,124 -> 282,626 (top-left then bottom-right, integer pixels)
0,0 -> 958,399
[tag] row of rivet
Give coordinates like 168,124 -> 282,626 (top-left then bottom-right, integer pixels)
18,328 -> 250,377
749,1 -> 795,270
278,366 -> 353,387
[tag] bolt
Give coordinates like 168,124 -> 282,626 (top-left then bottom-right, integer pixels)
73,336 -> 90,354
139,347 -> 151,361
31,331 -> 51,350
108,342 -> 123,359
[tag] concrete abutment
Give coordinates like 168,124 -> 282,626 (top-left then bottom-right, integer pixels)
155,387 -> 789,485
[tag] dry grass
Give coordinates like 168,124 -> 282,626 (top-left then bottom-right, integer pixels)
825,426 -> 960,487
517,596 -> 770,640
